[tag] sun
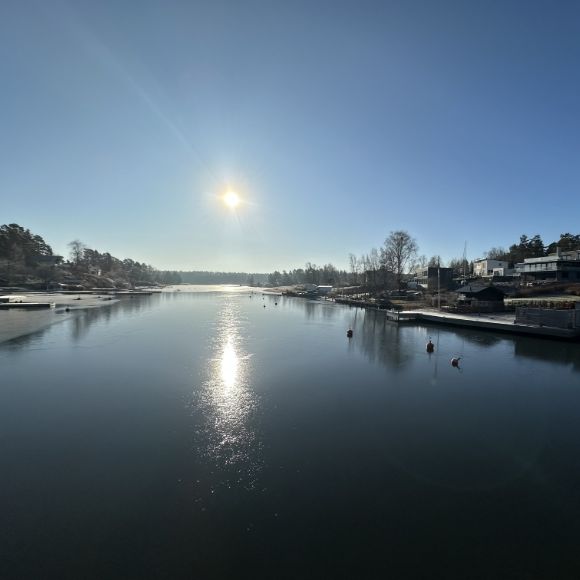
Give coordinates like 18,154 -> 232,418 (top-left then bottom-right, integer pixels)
223,191 -> 241,209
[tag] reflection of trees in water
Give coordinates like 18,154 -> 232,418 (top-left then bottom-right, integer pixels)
456,332 -> 503,349
69,297 -> 156,343
299,299 -> 338,321
515,338 -> 580,373
417,325 -> 504,349
354,309 -> 413,370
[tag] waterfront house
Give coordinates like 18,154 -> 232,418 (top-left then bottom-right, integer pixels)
515,249 -> 580,282
473,258 -> 512,278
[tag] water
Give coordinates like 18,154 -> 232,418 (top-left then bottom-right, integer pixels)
1,287 -> 580,579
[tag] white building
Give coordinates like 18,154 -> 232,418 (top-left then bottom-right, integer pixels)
473,259 -> 510,278
492,266 -> 515,277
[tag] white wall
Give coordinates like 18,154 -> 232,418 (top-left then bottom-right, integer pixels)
474,260 -> 509,277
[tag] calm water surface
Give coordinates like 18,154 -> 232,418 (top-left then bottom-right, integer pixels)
1,287 -> 580,579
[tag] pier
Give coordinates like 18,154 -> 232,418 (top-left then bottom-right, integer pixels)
0,302 -> 55,309
406,309 -> 580,339
301,295 -> 580,339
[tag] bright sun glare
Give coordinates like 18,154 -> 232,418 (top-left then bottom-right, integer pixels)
223,191 -> 241,209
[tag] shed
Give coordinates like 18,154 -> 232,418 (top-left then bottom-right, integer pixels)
454,284 -> 506,312
455,284 -> 506,302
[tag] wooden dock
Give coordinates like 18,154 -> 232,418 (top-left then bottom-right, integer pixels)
0,302 -> 55,309
411,310 -> 580,339
314,296 -> 579,340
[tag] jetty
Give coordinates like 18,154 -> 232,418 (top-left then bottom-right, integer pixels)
0,302 -> 55,309
0,295 -> 55,309
405,309 -> 580,339
296,294 -> 580,340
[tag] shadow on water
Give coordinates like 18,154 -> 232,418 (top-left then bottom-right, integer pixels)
515,337 -> 580,372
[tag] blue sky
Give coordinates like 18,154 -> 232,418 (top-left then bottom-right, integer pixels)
1,0 -> 579,272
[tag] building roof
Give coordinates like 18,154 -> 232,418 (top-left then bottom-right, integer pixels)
455,283 -> 505,297
518,250 -> 580,265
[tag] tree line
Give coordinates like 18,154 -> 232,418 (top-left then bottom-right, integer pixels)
268,230 -> 580,293
0,223 -> 182,288
269,231 -> 422,290
4,222 -> 578,291
484,233 -> 580,263
268,263 -> 350,287
0,223 -> 270,289
178,271 -> 268,285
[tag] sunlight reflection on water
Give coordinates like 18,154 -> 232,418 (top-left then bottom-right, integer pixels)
193,295 -> 261,488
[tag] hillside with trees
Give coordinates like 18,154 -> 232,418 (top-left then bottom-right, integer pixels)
0,223 -> 270,290
484,233 -> 580,263
0,223 -> 181,289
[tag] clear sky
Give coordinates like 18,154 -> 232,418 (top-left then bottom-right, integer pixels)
2,0 -> 579,272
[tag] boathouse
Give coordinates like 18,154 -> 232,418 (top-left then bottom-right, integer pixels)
454,283 -> 506,312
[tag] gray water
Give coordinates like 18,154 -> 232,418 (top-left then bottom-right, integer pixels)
1,287 -> 580,579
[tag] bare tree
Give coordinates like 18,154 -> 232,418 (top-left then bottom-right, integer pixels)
382,230 -> 418,289
485,246 -> 507,260
359,254 -> 369,286
367,248 -> 380,289
348,253 -> 359,285
428,255 -> 442,267
448,257 -> 471,277
68,239 -> 86,268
